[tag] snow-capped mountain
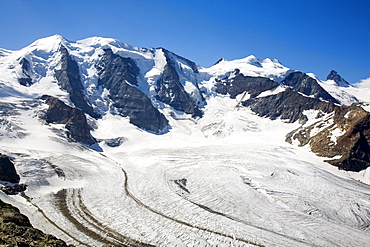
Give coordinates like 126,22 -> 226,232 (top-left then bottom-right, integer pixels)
1,35 -> 370,247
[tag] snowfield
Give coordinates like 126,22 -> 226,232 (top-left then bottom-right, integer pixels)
1,95 -> 370,247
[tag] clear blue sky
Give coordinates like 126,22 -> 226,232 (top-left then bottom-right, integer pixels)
1,0 -> 369,83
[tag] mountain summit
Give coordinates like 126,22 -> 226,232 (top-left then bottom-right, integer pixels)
327,70 -> 351,87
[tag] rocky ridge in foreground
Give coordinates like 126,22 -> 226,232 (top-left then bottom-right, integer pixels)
0,199 -> 74,247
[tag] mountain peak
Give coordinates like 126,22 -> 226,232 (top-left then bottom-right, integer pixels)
25,35 -> 144,55
26,34 -> 69,53
36,34 -> 68,44
327,70 -> 350,87
206,55 -> 291,82
77,36 -> 138,51
240,55 -> 261,66
214,58 -> 228,65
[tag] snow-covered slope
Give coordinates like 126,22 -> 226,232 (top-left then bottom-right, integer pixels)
354,77 -> 370,88
199,56 -> 292,88
318,79 -> 358,105
346,77 -> 370,112
1,35 -> 370,247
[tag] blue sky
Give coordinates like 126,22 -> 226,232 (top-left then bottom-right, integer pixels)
1,0 -> 369,83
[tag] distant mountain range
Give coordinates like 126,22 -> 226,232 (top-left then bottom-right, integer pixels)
1,35 -> 368,171
0,35 -> 370,246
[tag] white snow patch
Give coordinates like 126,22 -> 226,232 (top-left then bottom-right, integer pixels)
330,126 -> 345,144
144,48 -> 167,93
257,85 -> 286,98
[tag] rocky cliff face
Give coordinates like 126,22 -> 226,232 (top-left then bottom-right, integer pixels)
96,49 -> 169,133
0,199 -> 73,247
54,45 -> 100,119
41,95 -> 96,145
286,105 -> 370,171
215,69 -> 279,98
327,70 -> 351,87
17,57 -> 33,87
214,70 -> 340,124
282,71 -> 339,103
155,49 -> 203,118
242,88 -> 338,123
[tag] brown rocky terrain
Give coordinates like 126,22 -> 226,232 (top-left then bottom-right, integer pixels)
286,104 -> 370,171
0,199 -> 74,247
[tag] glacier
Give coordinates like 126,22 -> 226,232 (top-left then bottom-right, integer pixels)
0,35 -> 370,246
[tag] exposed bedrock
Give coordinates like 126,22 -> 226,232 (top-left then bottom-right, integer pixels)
41,95 -> 97,145
54,45 -> 100,118
96,48 -> 168,133
287,104 -> 370,171
155,49 -> 203,118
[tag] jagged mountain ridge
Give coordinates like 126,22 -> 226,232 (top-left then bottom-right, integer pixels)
0,35 -> 206,132
0,35 -> 369,171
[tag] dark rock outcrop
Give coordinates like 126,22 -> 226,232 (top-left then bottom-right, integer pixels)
104,137 -> 126,147
96,49 -> 168,133
287,105 -> 370,171
96,49 -> 140,87
282,71 -> 339,103
164,49 -> 199,73
215,71 -> 279,98
18,58 -> 33,86
54,45 -> 100,118
1,184 -> 27,195
0,154 -> 27,195
242,88 -> 338,123
155,49 -> 203,117
213,58 -> 226,66
327,70 -> 351,87
0,199 -> 73,246
0,154 -> 20,183
41,95 -> 96,145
